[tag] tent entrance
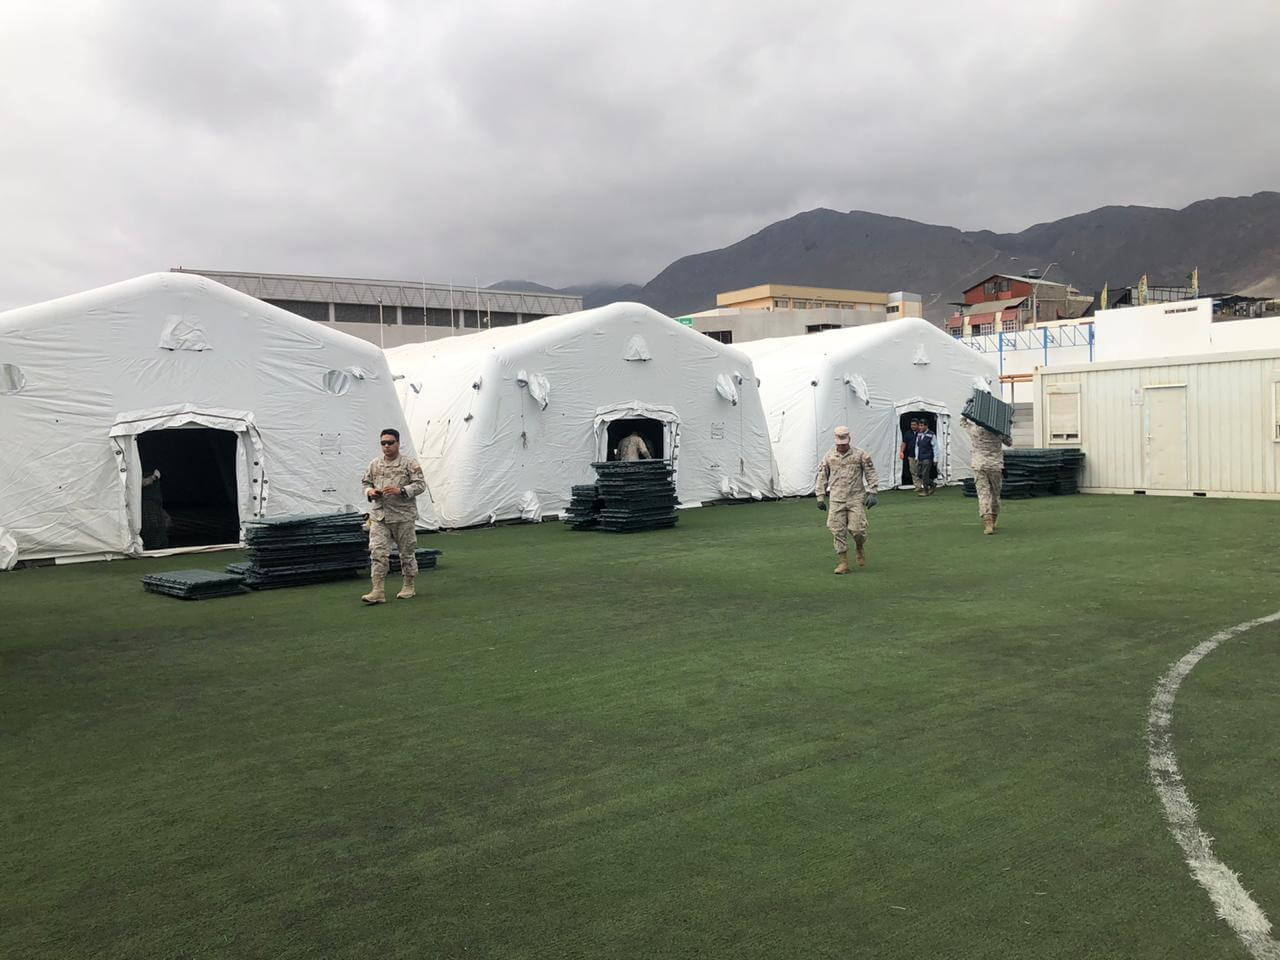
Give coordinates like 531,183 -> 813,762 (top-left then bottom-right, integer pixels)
136,427 -> 241,548
898,410 -> 938,486
593,402 -> 681,488
894,402 -> 951,488
605,417 -> 665,461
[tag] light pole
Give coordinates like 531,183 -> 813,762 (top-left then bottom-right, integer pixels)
377,297 -> 385,350
1029,262 -> 1058,329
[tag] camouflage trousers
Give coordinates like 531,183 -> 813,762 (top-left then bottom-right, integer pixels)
908,458 -> 921,490
369,519 -> 417,578
827,497 -> 867,554
973,468 -> 1003,518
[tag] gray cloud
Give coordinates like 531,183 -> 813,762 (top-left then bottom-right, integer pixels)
1,0 -> 1277,309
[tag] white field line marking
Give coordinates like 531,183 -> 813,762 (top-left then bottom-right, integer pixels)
1147,611 -> 1280,960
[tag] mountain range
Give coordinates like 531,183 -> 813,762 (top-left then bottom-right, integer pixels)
492,191 -> 1280,322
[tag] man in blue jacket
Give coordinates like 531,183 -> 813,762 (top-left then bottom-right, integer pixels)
913,420 -> 938,496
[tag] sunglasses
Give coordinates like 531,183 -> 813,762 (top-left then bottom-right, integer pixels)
380,439 -> 398,446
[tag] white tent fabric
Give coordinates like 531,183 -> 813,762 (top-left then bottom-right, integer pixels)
0,272 -> 427,564
386,302 -> 777,527
738,318 -> 999,496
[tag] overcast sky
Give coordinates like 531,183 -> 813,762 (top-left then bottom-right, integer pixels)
1,0 -> 1277,309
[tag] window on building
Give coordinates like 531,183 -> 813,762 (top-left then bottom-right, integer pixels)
805,323 -> 842,334
773,298 -> 790,308
333,302 -> 381,324
839,303 -> 855,310
1002,315 -> 1024,332
265,298 -> 331,323
984,282 -> 996,295
886,304 -> 900,314
998,279 -> 1011,293
824,302 -> 842,309
704,330 -> 733,344
1047,388 -> 1081,444
974,322 -> 993,336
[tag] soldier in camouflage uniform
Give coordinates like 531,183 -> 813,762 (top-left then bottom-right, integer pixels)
815,425 -> 880,574
962,415 -> 1012,535
617,432 -> 653,461
361,428 -> 427,603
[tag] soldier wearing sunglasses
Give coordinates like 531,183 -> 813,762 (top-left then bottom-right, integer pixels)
361,428 -> 426,604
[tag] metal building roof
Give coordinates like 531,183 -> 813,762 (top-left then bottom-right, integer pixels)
172,268 -> 582,315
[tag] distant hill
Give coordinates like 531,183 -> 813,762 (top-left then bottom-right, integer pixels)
486,279 -> 564,295
487,279 -> 643,310
530,191 -> 1280,321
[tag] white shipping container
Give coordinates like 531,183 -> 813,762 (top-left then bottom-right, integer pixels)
1033,349 -> 1280,499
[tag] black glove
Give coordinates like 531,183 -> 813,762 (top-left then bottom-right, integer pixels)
865,494 -> 877,509
817,499 -> 828,512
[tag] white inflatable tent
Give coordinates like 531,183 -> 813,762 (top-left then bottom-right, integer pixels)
738,318 -> 999,496
386,302 -> 777,527
0,272 -> 426,566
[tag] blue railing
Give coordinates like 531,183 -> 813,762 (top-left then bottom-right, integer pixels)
961,323 -> 1095,374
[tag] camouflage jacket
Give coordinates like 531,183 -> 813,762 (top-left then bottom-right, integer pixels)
618,434 -> 652,460
362,455 -> 426,523
815,446 -> 878,501
962,418 -> 1011,471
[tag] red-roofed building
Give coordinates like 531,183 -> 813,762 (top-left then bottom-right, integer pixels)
947,274 -> 1090,337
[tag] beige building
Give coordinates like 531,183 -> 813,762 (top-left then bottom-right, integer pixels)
684,284 -> 922,344
717,283 -> 889,312
887,291 -> 924,319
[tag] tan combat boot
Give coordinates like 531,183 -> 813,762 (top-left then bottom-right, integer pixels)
396,576 -> 416,600
361,575 -> 386,604
854,536 -> 866,567
833,552 -> 850,575
990,514 -> 998,533
983,515 -> 995,536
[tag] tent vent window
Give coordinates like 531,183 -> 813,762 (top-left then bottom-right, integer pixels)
158,316 -> 211,351
0,363 -> 25,394
715,373 -> 739,405
323,370 -> 353,396
623,335 -> 652,361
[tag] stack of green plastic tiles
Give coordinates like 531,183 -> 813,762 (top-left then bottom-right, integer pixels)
579,460 -> 679,533
238,513 -> 370,589
141,569 -> 249,600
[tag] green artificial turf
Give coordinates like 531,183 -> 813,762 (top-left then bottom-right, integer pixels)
2,490 -> 1277,959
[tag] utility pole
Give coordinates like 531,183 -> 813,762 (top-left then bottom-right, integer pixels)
1030,262 -> 1058,330
377,297 -> 385,350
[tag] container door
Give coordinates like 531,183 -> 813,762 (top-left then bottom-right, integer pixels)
1144,386 -> 1188,490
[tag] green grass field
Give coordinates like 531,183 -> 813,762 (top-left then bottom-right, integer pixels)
3,490 -> 1278,959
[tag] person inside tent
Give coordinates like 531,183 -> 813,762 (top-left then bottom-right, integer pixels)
815,425 -> 879,574
899,418 -> 922,493
139,467 -> 170,550
618,431 -> 653,461
962,414 -> 1013,535
914,418 -> 938,497
361,428 -> 427,604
